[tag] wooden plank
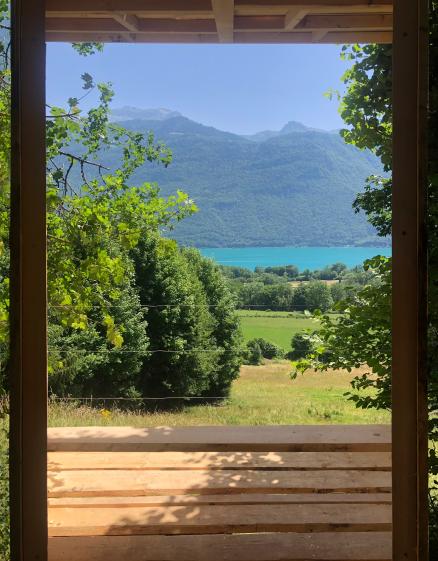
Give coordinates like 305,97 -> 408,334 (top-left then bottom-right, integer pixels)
46,17 -> 217,33
47,503 -> 392,536
47,425 -> 392,452
47,451 -> 392,471
235,4 -> 393,16
45,0 -> 213,12
235,15 -> 285,30
211,0 -> 234,42
112,14 -> 140,32
46,32 -> 220,43
48,493 -> 393,508
316,30 -> 391,43
47,469 -> 391,496
312,29 -> 328,42
45,29 -> 392,44
235,0 -> 391,6
9,1 -> 48,560
45,17 -> 127,32
297,13 -> 393,30
392,0 -> 429,559
284,7 -> 308,30
48,532 -> 392,561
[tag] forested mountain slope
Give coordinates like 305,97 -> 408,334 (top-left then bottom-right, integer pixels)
100,109 -> 386,248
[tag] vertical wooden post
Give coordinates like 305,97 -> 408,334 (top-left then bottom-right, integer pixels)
392,0 -> 429,559
10,1 -> 47,560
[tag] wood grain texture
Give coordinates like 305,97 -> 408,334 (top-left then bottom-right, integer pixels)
48,532 -> 392,561
392,0 -> 429,558
10,1 -> 48,560
47,468 -> 391,497
44,0 -> 394,43
48,503 -> 392,536
48,492 -> 392,508
47,450 -> 392,471
47,425 -> 392,452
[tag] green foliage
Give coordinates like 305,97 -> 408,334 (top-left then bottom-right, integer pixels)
132,237 -> 242,399
289,332 -> 315,361
243,340 -> 263,365
293,282 -> 333,312
48,281 -> 149,398
295,256 -> 391,409
246,338 -> 284,360
183,249 -> 242,397
222,262 -> 369,312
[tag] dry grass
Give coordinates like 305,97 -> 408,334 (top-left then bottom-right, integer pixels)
48,362 -> 390,427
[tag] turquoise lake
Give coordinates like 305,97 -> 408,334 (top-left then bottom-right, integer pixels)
199,246 -> 391,271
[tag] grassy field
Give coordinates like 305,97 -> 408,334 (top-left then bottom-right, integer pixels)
48,362 -> 390,427
237,310 -> 318,350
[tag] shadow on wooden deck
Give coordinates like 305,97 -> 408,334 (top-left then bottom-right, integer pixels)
47,425 -> 392,561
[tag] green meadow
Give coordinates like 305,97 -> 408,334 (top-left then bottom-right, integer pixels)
48,362 -> 390,427
237,309 -> 319,350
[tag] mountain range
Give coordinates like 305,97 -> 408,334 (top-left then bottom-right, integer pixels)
101,107 -> 387,248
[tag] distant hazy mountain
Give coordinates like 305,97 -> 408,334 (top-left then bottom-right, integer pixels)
110,106 -> 182,122
100,108 -> 387,248
243,120 -> 333,142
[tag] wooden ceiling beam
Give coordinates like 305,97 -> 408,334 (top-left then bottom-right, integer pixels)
46,29 -> 392,44
211,0 -> 235,42
46,17 -> 217,34
235,16 -> 284,30
46,0 -> 213,11
46,18 -> 126,32
312,29 -> 328,41
112,14 -> 140,33
235,0 -> 391,6
235,13 -> 392,31
46,31 -> 219,43
284,7 -> 308,30
297,13 -> 393,30
46,11 -> 214,19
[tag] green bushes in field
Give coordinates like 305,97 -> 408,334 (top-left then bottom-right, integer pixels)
243,338 -> 284,365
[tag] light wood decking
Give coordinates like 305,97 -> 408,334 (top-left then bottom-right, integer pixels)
47,425 -> 392,561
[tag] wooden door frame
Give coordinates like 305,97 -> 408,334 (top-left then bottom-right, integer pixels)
9,1 -> 47,560
392,1 -> 429,559
9,1 -> 429,560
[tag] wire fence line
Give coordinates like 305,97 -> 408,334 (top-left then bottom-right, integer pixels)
49,395 -> 229,401
48,303 -> 318,310
48,344 -> 317,354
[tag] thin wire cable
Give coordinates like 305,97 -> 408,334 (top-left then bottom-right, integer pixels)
49,395 -> 228,401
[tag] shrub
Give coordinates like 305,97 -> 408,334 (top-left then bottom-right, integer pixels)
243,340 -> 263,365
289,332 -> 314,360
247,338 -> 284,360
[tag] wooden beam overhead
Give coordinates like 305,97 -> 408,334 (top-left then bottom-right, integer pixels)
235,0 -> 390,6
284,7 -> 308,30
46,17 -> 217,34
312,29 -> 328,41
45,0 -> 213,12
46,29 -> 392,44
297,13 -> 392,30
211,0 -> 235,42
112,13 -> 140,32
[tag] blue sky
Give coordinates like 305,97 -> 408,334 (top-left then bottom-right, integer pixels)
46,43 -> 350,135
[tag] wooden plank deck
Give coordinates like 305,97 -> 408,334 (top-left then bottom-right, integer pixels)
47,425 -> 392,561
